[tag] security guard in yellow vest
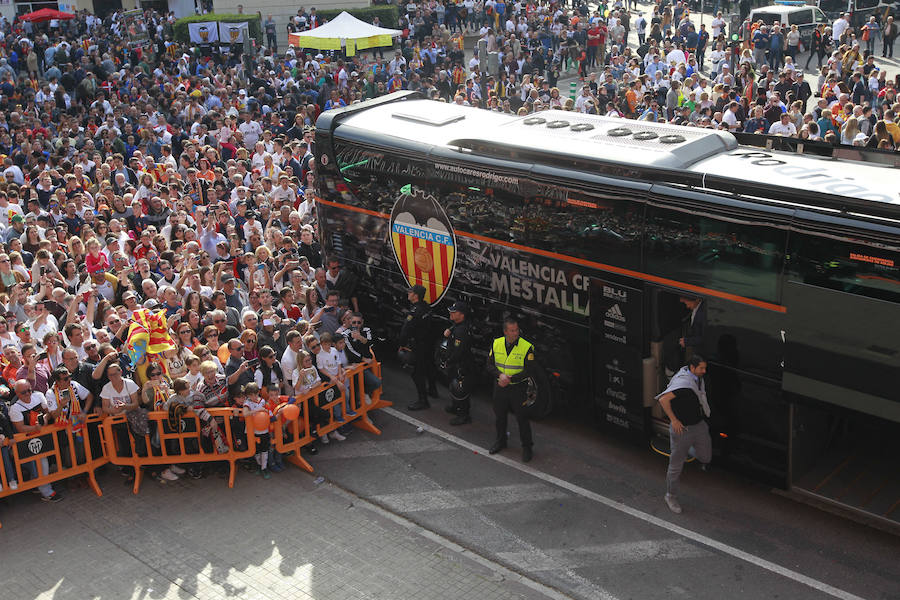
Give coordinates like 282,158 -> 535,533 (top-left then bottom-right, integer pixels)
488,317 -> 536,462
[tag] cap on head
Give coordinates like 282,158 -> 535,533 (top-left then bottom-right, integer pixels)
448,301 -> 469,314
411,285 -> 427,300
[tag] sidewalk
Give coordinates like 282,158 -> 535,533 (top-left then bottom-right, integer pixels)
0,464 -> 552,600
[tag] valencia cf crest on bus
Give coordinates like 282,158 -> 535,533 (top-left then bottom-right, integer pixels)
389,189 -> 457,306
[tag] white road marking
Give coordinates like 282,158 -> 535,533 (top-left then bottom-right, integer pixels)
498,539 -> 710,571
313,435 -> 454,459
327,480 -> 604,600
373,483 -> 568,512
383,408 -> 868,600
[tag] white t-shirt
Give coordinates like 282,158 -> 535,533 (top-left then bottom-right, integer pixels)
722,109 -> 738,129
100,378 -> 140,410
280,347 -> 300,383
0,202 -> 24,229
832,18 -> 849,42
315,347 -> 341,377
238,120 -> 263,148
769,121 -> 797,136
9,392 -> 56,424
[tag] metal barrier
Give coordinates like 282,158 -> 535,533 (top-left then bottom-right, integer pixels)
1,361 -> 391,507
101,407 -> 257,494
273,360 -> 391,472
0,414 -> 107,528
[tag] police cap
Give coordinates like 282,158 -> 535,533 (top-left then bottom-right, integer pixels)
448,301 -> 469,314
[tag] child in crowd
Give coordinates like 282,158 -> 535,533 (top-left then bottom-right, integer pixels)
183,356 -> 203,390
85,237 -> 109,275
264,383 -> 285,472
240,383 -> 273,479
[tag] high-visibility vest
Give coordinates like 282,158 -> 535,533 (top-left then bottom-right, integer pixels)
492,337 -> 532,376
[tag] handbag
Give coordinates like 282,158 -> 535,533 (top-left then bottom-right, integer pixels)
126,407 -> 150,437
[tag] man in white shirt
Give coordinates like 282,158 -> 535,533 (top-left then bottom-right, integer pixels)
832,13 -> 850,44
722,101 -> 740,130
769,112 -> 797,136
0,192 -> 24,229
10,379 -> 60,501
280,331 -> 303,387
711,12 -> 726,38
238,112 -> 263,149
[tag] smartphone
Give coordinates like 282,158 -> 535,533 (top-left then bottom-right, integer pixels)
40,266 -> 47,276
256,264 -> 265,271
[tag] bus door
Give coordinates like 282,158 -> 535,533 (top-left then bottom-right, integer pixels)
589,277 -> 645,437
646,288 -> 706,434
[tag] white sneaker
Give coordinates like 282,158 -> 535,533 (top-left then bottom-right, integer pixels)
665,494 -> 682,514
169,465 -> 186,475
161,469 -> 179,481
364,394 -> 372,406
320,435 -> 330,444
8,480 -> 17,490
329,430 -> 347,442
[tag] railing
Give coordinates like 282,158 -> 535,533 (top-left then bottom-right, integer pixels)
0,414 -> 107,527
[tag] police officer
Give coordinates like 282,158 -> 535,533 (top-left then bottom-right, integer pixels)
443,301 -> 473,426
399,284 -> 437,410
488,317 -> 536,462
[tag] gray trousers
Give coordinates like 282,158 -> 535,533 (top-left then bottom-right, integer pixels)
666,420 -> 712,497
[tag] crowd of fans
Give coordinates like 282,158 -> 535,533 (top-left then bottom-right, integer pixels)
0,0 -> 898,502
278,0 -> 900,148
0,6 -> 392,501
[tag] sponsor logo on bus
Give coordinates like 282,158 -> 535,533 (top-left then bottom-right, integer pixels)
603,285 -> 628,302
605,304 -> 626,322
389,189 -> 457,306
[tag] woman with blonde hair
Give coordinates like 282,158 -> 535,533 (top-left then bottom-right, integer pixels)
549,87 -> 562,109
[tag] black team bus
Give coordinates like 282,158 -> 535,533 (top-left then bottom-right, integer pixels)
314,91 -> 900,529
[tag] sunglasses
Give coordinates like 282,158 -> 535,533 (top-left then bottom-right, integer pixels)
213,319 -> 225,324
59,376 -> 70,381
308,343 -> 320,349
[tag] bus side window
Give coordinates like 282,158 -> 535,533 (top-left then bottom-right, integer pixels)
786,232 -> 900,304
643,204 -> 786,304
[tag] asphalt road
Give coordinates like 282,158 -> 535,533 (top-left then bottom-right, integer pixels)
1,364 -> 898,600
325,364 -> 900,600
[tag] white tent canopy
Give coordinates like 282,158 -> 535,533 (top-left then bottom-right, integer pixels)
288,11 -> 401,55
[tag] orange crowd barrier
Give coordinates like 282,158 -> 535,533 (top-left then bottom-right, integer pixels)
0,414 -> 107,528
273,360 -> 390,472
101,407 -> 257,494
271,393 -> 316,473
347,360 -> 391,425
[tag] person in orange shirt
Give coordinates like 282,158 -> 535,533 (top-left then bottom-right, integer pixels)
625,81 -> 639,116
2,345 -> 22,383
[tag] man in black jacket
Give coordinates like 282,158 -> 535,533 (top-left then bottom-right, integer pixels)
399,285 -> 437,410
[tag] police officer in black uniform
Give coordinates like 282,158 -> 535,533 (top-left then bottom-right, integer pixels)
443,301 -> 474,426
488,317 -> 537,462
399,285 -> 437,410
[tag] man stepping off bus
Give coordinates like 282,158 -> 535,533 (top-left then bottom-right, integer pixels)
488,318 -> 536,463
655,355 -> 712,514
